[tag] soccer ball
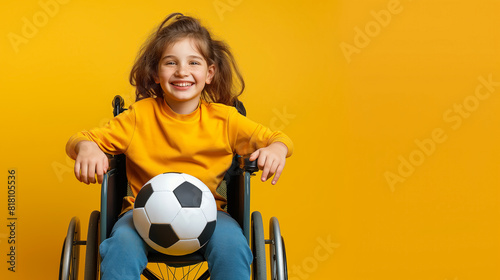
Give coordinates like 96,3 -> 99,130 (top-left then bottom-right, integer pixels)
133,172 -> 217,256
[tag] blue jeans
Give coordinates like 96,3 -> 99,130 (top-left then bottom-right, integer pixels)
100,210 -> 253,280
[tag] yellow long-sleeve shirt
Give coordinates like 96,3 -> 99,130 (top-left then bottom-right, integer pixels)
66,97 -> 293,213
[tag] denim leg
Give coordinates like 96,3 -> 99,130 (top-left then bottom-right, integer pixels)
202,211 -> 253,280
100,210 -> 148,280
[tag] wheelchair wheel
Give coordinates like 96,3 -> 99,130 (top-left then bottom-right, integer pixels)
84,211 -> 100,280
280,236 -> 288,280
251,211 -> 267,280
59,217 -> 81,280
269,217 -> 287,280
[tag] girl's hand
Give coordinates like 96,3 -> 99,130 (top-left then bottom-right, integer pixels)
249,142 -> 288,185
74,141 -> 109,184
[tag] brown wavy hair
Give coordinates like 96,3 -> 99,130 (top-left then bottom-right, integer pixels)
129,13 -> 244,105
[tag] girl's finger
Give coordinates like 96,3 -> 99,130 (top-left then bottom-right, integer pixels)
249,149 -> 260,162
267,160 -> 280,179
81,162 -> 89,184
88,162 -> 96,184
257,153 -> 268,170
96,160 -> 104,184
103,157 -> 109,173
271,163 -> 285,185
261,158 -> 274,182
74,161 -> 81,182
99,157 -> 109,184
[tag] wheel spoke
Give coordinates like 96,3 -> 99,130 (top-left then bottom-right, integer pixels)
146,263 -> 207,280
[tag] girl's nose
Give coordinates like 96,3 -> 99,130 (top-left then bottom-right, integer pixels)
175,63 -> 189,76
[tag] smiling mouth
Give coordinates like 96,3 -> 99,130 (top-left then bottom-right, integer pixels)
171,82 -> 194,87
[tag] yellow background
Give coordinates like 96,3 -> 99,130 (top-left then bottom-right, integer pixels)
1,0 -> 500,279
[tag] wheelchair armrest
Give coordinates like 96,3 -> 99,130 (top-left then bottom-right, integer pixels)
101,153 -> 128,241
238,156 -> 259,174
225,155 -> 260,242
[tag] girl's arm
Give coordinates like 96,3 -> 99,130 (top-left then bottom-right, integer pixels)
66,101 -> 138,184
228,108 -> 293,185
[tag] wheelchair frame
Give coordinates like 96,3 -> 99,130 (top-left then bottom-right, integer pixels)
59,96 -> 288,280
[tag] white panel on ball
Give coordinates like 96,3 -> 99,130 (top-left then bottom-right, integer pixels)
151,173 -> 187,192
145,191 -> 182,224
171,208 -> 208,239
165,239 -> 202,256
133,208 -> 151,240
201,191 -> 217,221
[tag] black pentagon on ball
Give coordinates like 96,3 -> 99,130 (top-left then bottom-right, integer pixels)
173,181 -> 202,207
149,223 -> 180,248
198,220 -> 216,246
134,183 -> 154,208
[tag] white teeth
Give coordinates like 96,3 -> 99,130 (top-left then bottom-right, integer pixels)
172,82 -> 193,87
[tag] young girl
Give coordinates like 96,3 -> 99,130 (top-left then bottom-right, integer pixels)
66,13 -> 293,280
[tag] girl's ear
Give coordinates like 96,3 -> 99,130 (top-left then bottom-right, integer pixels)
205,64 -> 215,84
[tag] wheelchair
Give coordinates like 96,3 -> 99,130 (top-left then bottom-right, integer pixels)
59,96 -> 288,280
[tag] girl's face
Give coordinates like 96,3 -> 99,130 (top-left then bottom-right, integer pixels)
155,37 -> 215,114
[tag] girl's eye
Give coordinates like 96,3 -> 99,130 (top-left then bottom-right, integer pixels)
190,61 -> 201,65
165,61 -> 176,65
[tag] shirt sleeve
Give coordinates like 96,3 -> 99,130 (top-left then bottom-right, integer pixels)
65,104 -> 137,158
227,108 -> 293,158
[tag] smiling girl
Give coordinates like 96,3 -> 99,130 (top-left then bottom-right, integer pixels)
66,13 -> 293,280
